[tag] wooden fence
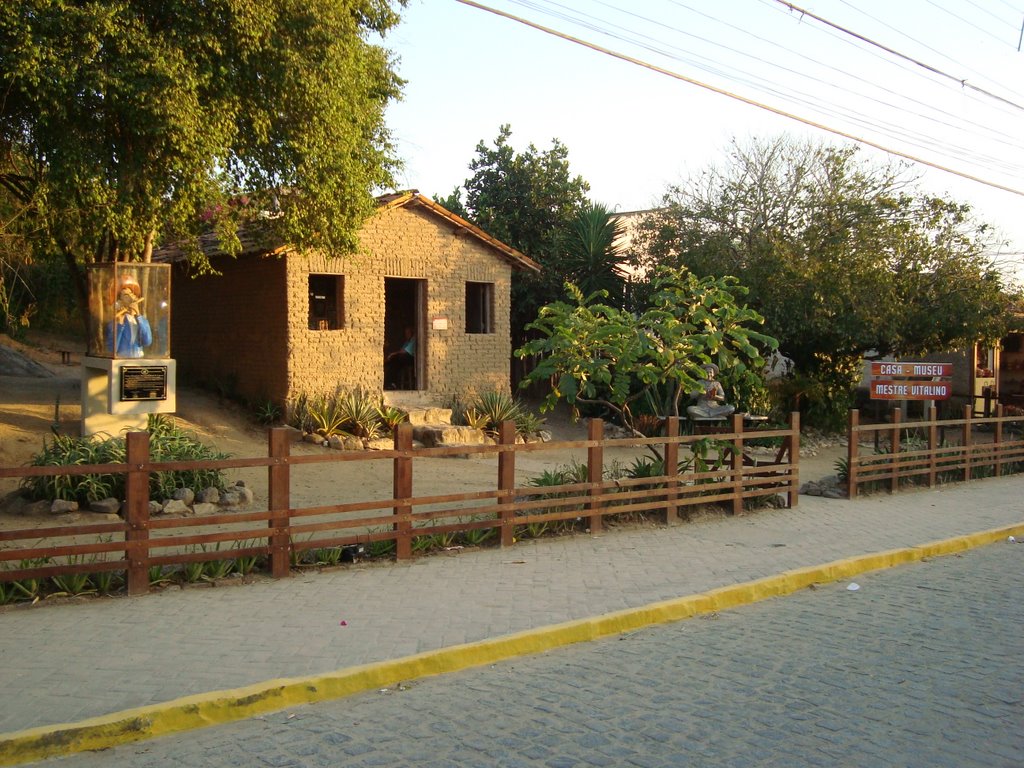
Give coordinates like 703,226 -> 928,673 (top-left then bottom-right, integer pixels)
847,405 -> 1024,498
0,414 -> 800,597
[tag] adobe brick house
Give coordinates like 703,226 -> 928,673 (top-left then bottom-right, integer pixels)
161,192 -> 539,407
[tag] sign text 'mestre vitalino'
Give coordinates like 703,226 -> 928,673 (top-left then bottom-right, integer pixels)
869,361 -> 953,401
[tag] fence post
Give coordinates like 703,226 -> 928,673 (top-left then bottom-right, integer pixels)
394,423 -> 413,559
731,413 -> 744,516
498,420 -> 516,547
962,404 -> 972,482
890,407 -> 902,494
927,406 -> 937,488
268,427 -> 291,578
994,404 -> 1004,477
663,417 -> 680,524
125,431 -> 151,596
788,411 -> 800,508
847,410 -> 859,499
587,419 -> 604,534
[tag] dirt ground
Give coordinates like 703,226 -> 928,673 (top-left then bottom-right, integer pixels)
0,332 -> 846,527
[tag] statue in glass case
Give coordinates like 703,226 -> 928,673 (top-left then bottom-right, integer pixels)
108,274 -> 153,358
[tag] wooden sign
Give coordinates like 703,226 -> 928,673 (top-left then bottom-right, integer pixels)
870,381 -> 951,400
870,362 -> 952,378
869,360 -> 952,401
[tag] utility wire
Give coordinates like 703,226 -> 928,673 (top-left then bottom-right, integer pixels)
500,0 -> 1024,177
959,0 -> 1022,32
454,0 -> 1024,198
924,0 -> 1016,47
774,0 -> 1024,113
511,0 -> 1024,157
835,0 -> 1024,99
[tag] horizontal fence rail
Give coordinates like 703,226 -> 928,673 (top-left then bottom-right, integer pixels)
847,405 -> 1024,498
0,414 -> 800,597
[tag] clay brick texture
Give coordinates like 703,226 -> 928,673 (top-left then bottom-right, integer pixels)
171,196 -> 526,407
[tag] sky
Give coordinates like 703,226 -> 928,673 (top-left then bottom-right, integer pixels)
382,0 -> 1024,283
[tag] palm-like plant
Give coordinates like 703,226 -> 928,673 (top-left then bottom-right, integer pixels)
559,202 -> 629,307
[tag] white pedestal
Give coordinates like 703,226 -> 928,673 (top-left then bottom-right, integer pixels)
81,357 -> 177,438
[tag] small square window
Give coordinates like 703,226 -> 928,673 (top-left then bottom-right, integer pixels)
466,282 -> 494,334
309,274 -> 344,330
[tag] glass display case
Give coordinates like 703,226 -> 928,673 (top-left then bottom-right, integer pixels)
86,263 -> 171,359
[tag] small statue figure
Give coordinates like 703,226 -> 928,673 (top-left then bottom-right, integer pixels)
108,274 -> 153,358
686,363 -> 735,419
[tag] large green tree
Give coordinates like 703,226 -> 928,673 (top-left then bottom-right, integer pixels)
0,0 -> 405,321
444,125 -> 592,345
632,136 -> 1012,427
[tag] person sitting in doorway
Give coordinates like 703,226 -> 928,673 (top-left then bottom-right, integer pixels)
384,326 -> 416,389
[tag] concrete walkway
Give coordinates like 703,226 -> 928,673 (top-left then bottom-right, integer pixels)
1,476 -> 1022,763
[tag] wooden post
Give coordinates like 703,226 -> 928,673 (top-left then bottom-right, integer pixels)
890,407 -> 902,494
498,420 -> 516,547
394,423 -> 413,559
268,427 -> 291,578
587,419 -> 604,534
994,404 -> 1004,477
927,406 -> 937,488
788,411 -> 800,508
730,413 -> 744,516
963,404 -> 972,482
125,431 -> 151,596
847,410 -> 859,499
663,417 -> 680,524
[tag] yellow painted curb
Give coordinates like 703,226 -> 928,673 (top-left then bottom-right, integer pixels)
2,521 -> 1022,766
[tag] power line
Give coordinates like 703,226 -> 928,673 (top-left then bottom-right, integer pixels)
508,0 -> 1024,162
774,0 -> 1024,113
924,0 -> 1017,47
454,0 -> 1024,198
835,0 -> 1024,101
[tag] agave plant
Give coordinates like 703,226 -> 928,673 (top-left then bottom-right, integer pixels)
304,391 -> 350,437
377,404 -> 407,431
337,388 -> 384,439
471,390 -> 523,431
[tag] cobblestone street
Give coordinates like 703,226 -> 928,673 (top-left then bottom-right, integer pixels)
39,541 -> 1023,768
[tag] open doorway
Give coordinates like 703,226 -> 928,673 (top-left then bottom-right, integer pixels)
384,278 -> 424,391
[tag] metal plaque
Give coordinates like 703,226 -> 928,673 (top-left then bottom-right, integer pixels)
120,366 -> 168,402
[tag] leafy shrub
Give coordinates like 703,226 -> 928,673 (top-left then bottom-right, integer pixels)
22,415 -> 228,504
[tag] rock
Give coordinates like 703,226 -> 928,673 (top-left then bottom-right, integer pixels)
90,497 -> 122,515
303,433 -> 322,444
219,490 -> 241,507
404,407 -> 454,426
24,499 -> 51,517
197,487 -> 220,504
413,425 -> 489,447
192,502 -> 218,516
327,434 -> 345,450
537,430 -> 553,443
50,499 -> 78,514
172,487 -> 196,506
161,498 -> 190,515
344,436 -> 363,451
365,437 -> 394,451
149,500 -> 164,516
800,482 -> 824,496
800,476 -> 846,499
